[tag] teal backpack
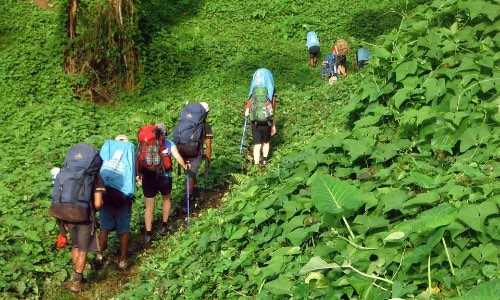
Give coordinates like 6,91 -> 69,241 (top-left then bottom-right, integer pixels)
250,86 -> 273,122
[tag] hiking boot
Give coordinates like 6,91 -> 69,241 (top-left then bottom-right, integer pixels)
118,260 -> 128,270
92,252 -> 103,269
143,235 -> 152,246
68,280 -> 89,292
260,159 -> 268,167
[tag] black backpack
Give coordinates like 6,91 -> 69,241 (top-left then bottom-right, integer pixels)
173,103 -> 207,158
49,143 -> 102,222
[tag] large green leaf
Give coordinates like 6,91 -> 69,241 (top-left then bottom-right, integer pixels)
457,202 -> 499,233
404,228 -> 445,264
370,143 -> 400,162
254,208 -> 275,226
354,115 -> 381,128
342,139 -> 374,161
380,189 -> 409,213
459,124 -> 492,152
405,172 -> 438,189
457,0 -> 488,20
311,175 -> 362,216
395,61 -> 418,81
422,77 -> 446,100
448,278 -> 500,300
416,203 -> 457,230
394,204 -> 457,235
299,256 -> 341,274
353,215 -> 389,230
470,243 -> 499,264
403,191 -> 440,207
263,275 -> 293,295
392,87 -> 411,109
286,223 -> 320,246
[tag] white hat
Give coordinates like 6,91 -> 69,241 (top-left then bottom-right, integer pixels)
115,134 -> 129,142
155,124 -> 167,134
200,102 -> 209,112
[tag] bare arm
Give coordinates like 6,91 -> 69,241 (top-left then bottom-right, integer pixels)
244,98 -> 251,117
271,91 -> 277,136
205,138 -> 212,161
93,192 -> 103,210
171,146 -> 188,170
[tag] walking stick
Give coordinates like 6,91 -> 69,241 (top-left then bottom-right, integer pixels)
186,164 -> 190,228
239,117 -> 248,154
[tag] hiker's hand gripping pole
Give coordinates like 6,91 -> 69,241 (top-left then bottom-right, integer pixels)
239,117 -> 248,155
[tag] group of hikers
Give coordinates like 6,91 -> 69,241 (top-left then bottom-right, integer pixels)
47,31 -> 372,291
48,68 -> 277,292
306,31 -> 372,84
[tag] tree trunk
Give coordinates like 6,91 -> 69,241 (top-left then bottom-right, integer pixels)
67,0 -> 78,39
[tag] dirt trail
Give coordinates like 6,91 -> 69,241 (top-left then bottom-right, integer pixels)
62,187 -> 226,299
31,0 -> 52,10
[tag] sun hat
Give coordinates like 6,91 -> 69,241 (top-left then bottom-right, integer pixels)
155,123 -> 167,134
115,134 -> 129,142
200,102 -> 209,112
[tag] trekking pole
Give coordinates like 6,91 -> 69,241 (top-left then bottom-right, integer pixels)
186,163 -> 190,229
239,117 -> 248,154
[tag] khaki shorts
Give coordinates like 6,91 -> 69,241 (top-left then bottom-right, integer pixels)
66,222 -> 98,253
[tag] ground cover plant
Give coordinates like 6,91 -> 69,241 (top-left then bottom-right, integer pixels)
0,0 -> 498,299
116,0 -> 499,299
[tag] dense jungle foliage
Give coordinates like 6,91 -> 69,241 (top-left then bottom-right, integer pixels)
0,0 -> 498,299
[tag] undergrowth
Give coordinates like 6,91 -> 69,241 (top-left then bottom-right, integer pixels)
0,0 -> 498,299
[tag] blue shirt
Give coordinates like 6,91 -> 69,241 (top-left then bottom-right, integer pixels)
162,139 -> 176,177
306,31 -> 320,49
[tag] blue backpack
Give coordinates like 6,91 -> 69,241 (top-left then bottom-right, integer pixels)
320,53 -> 337,79
100,140 -> 136,198
173,103 -> 207,158
49,144 -> 102,222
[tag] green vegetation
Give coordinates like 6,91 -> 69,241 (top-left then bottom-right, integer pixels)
0,0 -> 498,299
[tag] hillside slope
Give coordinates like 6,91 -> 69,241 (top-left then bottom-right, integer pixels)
0,0 -> 498,299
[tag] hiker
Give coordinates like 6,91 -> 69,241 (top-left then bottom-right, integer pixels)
49,143 -> 105,292
320,52 -> 338,82
95,134 -> 136,269
172,102 -> 213,207
306,31 -> 320,67
356,47 -> 371,69
244,68 -> 277,166
136,124 -> 189,244
332,39 -> 350,77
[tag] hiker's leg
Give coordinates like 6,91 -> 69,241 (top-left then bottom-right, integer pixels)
161,194 -> 171,224
253,144 -> 262,165
262,142 -> 270,158
115,204 -> 131,261
186,155 -> 201,197
338,64 -> 346,76
74,250 -> 88,273
98,230 -> 109,252
71,246 -> 79,265
118,232 -> 129,262
144,197 -> 155,232
188,176 -> 195,194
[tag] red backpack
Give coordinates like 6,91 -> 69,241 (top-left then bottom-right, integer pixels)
136,125 -> 172,175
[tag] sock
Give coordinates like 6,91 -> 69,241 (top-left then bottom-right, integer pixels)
73,272 -> 83,282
